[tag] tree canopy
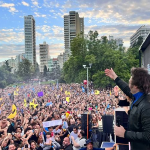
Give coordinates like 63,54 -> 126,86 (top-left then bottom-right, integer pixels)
62,31 -> 140,88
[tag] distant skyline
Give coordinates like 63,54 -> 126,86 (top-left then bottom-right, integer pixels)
0,0 -> 150,64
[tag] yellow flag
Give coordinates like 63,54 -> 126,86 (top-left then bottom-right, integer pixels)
95,90 -> 100,95
61,87 -> 62,91
66,112 -> 69,118
110,91 -> 111,96
66,97 -> 70,102
24,99 -> 27,107
0,103 -> 4,109
16,87 -> 19,91
30,102 -> 38,109
0,98 -> 2,101
14,91 -> 18,96
65,91 -> 71,95
7,104 -> 17,119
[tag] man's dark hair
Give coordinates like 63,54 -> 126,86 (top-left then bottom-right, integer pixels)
24,127 -> 32,134
73,126 -> 78,130
80,130 -> 85,136
16,127 -> 22,132
131,67 -> 150,94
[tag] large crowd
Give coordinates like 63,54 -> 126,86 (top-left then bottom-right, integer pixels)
0,81 -> 126,150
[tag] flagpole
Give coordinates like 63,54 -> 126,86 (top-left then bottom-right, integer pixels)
83,63 -> 92,96
87,67 -> 89,95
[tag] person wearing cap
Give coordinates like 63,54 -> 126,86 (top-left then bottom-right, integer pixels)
79,139 -> 114,150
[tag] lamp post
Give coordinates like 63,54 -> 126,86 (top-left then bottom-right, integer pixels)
83,63 -> 92,95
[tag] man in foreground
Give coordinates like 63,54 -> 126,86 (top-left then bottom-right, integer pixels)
105,67 -> 150,150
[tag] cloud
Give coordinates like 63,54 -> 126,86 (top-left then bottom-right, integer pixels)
0,29 -> 24,44
84,24 -> 142,47
79,4 -> 88,8
0,44 -> 24,61
48,43 -> 64,57
22,1 -> 29,6
43,0 -> 61,8
60,0 -> 150,26
34,12 -> 46,18
0,3 -> 14,8
31,0 -> 40,7
0,2 -> 18,14
9,7 -> 18,13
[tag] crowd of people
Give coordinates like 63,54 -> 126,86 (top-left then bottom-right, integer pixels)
2,66 -> 150,150
0,80 -> 120,150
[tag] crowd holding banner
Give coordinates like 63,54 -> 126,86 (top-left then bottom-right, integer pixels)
0,81 -> 124,150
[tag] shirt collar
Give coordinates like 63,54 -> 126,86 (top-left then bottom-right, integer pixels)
133,92 -> 143,101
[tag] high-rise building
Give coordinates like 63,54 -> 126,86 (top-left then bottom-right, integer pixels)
64,11 -> 84,61
109,35 -> 114,41
115,38 -> 123,47
57,53 -> 64,69
130,25 -> 150,46
7,57 -> 15,68
24,15 -> 36,66
39,41 -> 49,72
109,35 -> 123,47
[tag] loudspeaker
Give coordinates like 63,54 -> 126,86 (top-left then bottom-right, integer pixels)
81,114 -> 92,137
102,115 -> 114,134
115,110 -> 128,144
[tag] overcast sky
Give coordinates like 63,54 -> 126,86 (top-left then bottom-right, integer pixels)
0,0 -> 150,63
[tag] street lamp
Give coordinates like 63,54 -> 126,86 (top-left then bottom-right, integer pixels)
83,63 -> 92,95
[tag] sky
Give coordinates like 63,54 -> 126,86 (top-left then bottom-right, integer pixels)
0,0 -> 150,64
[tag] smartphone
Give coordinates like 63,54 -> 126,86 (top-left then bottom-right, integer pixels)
25,144 -> 28,148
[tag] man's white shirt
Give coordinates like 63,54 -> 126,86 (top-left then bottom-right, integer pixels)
73,137 -> 86,150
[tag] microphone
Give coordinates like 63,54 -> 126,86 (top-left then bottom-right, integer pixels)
116,115 -> 121,127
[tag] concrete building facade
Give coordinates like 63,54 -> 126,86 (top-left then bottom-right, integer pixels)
24,15 -> 36,66
130,25 -> 150,46
64,11 -> 84,61
39,42 -> 49,72
57,53 -> 64,69
139,33 -> 150,68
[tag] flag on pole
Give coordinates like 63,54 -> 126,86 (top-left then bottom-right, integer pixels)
24,99 -> 27,107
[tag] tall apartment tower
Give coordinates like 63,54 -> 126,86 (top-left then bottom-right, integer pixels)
24,15 -> 36,66
130,25 -> 150,46
64,11 -> 84,62
39,41 -> 49,72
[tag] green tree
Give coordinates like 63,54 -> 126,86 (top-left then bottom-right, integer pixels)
17,59 -> 32,81
0,66 -> 19,88
62,30 -> 139,88
43,65 -> 47,77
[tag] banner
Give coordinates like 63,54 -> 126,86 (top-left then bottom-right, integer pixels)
43,119 -> 62,128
